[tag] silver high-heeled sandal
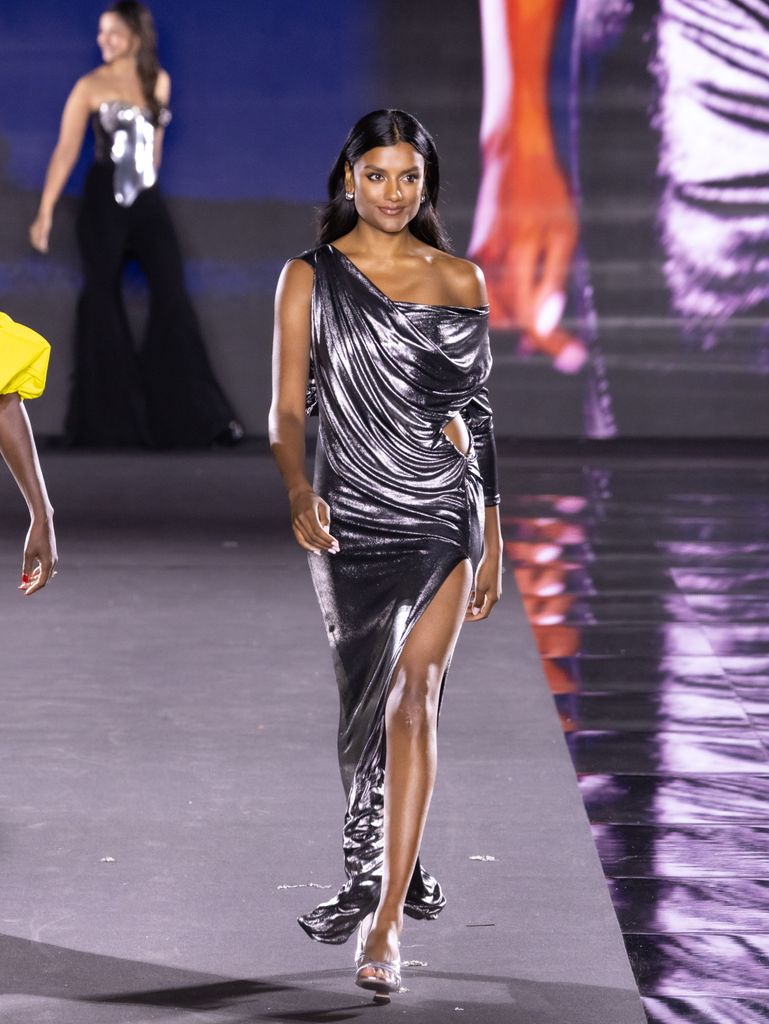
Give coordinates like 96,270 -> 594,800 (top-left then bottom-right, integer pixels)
355,953 -> 402,997
354,915 -> 401,997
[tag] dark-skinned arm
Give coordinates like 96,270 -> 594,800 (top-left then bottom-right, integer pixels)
268,258 -> 338,555
0,394 -> 57,594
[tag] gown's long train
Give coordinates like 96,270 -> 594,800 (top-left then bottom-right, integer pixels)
295,245 -> 499,944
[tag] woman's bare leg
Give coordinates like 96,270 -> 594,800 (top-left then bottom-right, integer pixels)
359,559 -> 473,979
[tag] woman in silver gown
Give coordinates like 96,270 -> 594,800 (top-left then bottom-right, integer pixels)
269,109 -> 503,999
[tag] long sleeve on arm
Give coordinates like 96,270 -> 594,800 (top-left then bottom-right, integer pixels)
463,386 -> 501,506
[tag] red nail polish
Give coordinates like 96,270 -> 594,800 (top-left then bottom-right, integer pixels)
21,573 -> 30,584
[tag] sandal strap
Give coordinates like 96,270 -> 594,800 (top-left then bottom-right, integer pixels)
356,957 -> 401,980
354,913 -> 375,967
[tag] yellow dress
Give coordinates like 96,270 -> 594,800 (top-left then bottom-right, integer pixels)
0,312 -> 50,399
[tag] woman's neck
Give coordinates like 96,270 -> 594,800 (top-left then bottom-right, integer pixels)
103,55 -> 138,80
345,222 -> 417,260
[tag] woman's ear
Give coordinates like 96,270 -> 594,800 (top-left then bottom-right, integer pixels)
344,161 -> 354,193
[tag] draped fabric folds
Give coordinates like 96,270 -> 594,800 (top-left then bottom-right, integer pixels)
295,244 -> 499,944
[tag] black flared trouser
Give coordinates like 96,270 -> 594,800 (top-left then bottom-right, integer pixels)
66,163 -> 236,447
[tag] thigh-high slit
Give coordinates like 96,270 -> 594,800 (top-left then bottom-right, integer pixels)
297,440 -> 484,945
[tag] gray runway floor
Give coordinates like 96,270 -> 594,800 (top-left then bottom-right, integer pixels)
0,450 -> 645,1023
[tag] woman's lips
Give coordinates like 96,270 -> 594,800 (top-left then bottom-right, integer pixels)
379,206 -> 405,216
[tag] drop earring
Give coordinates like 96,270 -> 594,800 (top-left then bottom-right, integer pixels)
345,191 -> 354,200
420,194 -> 426,203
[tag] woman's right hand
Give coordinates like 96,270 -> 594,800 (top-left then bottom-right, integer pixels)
30,211 -> 53,254
20,514 -> 58,595
290,488 -> 339,555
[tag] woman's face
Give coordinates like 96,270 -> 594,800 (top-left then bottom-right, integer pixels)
97,13 -> 138,64
346,142 -> 426,234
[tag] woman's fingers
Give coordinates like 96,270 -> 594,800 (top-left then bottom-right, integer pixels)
291,495 -> 339,554
29,220 -> 50,254
472,594 -> 499,621
23,562 -> 51,595
466,587 -> 500,621
292,522 -> 323,553
301,510 -> 337,551
536,218 -> 578,318
19,550 -> 56,595
313,500 -> 339,548
293,514 -> 325,550
465,562 -> 502,621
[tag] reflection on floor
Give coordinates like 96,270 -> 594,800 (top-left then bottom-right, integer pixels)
500,452 -> 769,1023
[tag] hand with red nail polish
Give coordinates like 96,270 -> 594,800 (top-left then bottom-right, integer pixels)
20,515 -> 58,595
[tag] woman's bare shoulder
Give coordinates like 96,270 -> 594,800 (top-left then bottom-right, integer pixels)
80,66 -> 110,90
62,71 -> 103,112
277,254 -> 315,302
432,251 -> 487,307
79,67 -> 103,84
75,68 -> 103,91
156,68 -> 171,103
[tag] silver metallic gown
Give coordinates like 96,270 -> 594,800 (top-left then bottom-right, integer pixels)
296,244 -> 500,944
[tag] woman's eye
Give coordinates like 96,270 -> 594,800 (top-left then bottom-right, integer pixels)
367,173 -> 383,181
404,175 -> 418,183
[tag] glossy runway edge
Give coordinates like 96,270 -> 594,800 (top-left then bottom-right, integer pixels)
501,453 -> 769,1023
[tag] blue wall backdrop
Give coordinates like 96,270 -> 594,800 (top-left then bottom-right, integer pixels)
1,1 -> 378,200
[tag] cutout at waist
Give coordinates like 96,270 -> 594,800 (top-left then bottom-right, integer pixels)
441,414 -> 471,457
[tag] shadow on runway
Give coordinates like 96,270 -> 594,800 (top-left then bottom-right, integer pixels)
1,932 -> 639,1023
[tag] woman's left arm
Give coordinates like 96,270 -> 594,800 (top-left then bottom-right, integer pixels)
0,394 -> 57,594
451,258 -> 503,621
154,70 -> 171,170
468,505 -> 503,621
462,388 -> 502,621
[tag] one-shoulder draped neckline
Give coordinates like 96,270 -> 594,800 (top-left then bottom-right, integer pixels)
327,245 -> 489,315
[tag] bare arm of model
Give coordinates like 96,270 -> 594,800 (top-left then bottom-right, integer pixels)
438,255 -> 504,623
268,259 -> 339,555
469,505 -> 503,621
29,77 -> 93,253
0,395 -> 57,594
153,69 -> 171,170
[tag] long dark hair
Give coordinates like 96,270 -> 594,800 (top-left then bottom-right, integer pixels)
318,109 -> 452,252
104,1 -> 161,122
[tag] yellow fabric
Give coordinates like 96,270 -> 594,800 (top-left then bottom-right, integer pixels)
0,311 -> 51,399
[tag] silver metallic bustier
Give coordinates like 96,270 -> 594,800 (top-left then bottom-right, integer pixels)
97,101 -> 171,207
